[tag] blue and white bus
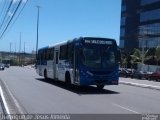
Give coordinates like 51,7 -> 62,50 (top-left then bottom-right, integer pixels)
36,37 -> 120,89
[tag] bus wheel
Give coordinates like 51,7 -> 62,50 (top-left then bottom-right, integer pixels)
97,85 -> 104,90
65,72 -> 71,84
44,70 -> 48,79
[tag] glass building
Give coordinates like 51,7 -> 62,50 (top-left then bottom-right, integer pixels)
120,0 -> 160,52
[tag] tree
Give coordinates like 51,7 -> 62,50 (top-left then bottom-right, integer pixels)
144,48 -> 157,65
145,48 -> 156,57
130,48 -> 141,68
155,46 -> 160,65
120,49 -> 141,68
10,58 -> 19,66
120,51 -> 127,68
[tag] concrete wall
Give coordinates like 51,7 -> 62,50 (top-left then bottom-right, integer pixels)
138,63 -> 160,72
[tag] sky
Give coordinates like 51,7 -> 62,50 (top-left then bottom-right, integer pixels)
0,0 -> 121,53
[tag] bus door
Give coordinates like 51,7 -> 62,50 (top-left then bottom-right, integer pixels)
54,50 -> 59,79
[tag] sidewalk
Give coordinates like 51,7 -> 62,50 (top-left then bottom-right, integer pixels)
119,77 -> 160,91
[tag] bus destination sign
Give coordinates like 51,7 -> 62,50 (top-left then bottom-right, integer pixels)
84,40 -> 113,45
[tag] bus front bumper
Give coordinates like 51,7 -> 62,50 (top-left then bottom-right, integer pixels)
79,77 -> 119,86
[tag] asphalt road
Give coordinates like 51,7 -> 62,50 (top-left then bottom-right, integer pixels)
0,66 -> 160,114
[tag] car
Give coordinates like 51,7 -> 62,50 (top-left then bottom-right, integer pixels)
4,64 -> 10,68
131,70 -> 148,79
148,71 -> 160,82
119,68 -> 132,78
31,64 -> 36,68
144,71 -> 153,80
0,63 -> 5,70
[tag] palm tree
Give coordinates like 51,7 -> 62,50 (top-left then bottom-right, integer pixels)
144,48 -> 157,65
120,51 -> 127,68
155,46 -> 160,65
130,48 -> 141,68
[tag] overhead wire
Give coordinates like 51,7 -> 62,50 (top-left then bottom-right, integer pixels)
0,0 -> 9,26
2,0 -> 29,38
0,0 -> 23,39
0,0 -> 13,30
2,1 -> 19,32
0,0 -> 6,19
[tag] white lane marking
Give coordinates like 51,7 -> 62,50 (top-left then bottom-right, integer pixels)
0,86 -> 11,115
112,103 -> 139,114
2,80 -> 24,114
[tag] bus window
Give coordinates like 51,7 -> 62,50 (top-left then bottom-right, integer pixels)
56,52 -> 58,64
40,51 -> 43,61
45,50 -> 48,60
47,48 -> 54,60
68,43 -> 73,61
47,49 -> 50,60
59,45 -> 68,60
37,51 -> 40,60
81,48 -> 101,69
102,48 -> 116,68
50,48 -> 54,60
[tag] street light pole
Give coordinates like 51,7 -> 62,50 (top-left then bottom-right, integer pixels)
142,39 -> 144,64
23,42 -> 26,65
19,32 -> 21,65
139,26 -> 146,64
36,6 -> 40,60
10,42 -> 12,53
24,42 -> 26,54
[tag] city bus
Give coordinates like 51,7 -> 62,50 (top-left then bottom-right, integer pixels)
36,37 -> 120,89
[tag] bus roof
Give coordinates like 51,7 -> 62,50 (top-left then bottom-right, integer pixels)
38,46 -> 49,51
38,37 -> 116,51
83,37 -> 115,41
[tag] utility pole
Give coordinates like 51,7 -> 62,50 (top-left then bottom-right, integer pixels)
140,26 -> 149,64
36,6 -> 40,60
142,40 -> 144,64
23,42 -> 25,65
10,42 -> 12,53
24,42 -> 25,54
32,48 -> 34,64
19,32 -> 21,66
15,42 -> 17,53
139,27 -> 145,64
10,42 -> 12,59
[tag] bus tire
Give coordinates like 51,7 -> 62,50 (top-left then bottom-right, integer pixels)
97,85 -> 104,90
44,69 -> 48,79
65,72 -> 71,84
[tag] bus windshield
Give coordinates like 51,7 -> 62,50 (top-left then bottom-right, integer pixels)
80,46 -> 117,69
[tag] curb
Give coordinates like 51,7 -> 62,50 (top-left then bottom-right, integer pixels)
120,81 -> 160,91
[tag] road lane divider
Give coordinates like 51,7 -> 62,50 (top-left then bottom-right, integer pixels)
0,86 -> 11,115
112,103 -> 139,114
0,78 -> 27,117
120,81 -> 160,91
